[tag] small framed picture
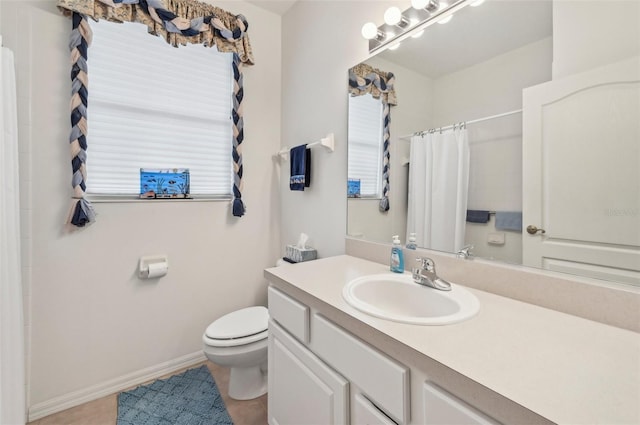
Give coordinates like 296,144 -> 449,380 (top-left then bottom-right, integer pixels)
347,178 -> 361,198
140,168 -> 191,199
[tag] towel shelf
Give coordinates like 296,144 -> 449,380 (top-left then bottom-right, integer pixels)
276,133 -> 335,161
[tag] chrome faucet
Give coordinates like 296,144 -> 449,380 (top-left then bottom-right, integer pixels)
412,258 -> 452,291
456,244 -> 474,259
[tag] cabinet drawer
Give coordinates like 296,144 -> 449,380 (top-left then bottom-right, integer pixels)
353,393 -> 398,425
311,314 -> 410,424
423,382 -> 500,425
268,286 -> 309,343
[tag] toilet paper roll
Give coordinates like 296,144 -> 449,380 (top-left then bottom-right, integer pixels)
146,262 -> 168,278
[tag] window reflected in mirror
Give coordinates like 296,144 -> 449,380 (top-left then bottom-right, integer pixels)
347,94 -> 383,199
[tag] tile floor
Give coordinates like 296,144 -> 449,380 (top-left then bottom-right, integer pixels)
27,361 -> 268,425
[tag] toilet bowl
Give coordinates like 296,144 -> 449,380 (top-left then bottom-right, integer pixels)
202,306 -> 269,400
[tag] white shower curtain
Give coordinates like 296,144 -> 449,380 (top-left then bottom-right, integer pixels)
407,129 -> 470,253
0,43 -> 26,425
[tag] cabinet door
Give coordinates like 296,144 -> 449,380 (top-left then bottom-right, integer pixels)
268,320 -> 349,425
423,382 -> 499,425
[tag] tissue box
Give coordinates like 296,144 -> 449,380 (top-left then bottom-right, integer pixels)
285,245 -> 317,263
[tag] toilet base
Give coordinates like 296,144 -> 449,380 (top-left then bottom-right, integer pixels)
228,362 -> 268,400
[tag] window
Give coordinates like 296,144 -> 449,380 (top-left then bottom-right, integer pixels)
348,93 -> 383,198
86,20 -> 233,198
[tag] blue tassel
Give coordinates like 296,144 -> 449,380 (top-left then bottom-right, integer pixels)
233,198 -> 245,217
71,200 -> 90,226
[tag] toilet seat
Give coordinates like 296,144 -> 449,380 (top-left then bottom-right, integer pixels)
204,306 -> 268,348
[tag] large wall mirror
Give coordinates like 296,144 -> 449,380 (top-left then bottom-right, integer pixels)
347,0 -> 640,286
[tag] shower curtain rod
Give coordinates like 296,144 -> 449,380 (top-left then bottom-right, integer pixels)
399,108 -> 523,140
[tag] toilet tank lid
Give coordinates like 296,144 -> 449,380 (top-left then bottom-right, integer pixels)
205,306 -> 269,340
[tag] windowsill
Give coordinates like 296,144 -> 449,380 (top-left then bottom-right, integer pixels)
87,195 -> 233,203
347,197 -> 382,200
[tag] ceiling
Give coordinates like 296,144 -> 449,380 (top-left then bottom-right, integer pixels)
377,0 -> 553,78
246,0 -> 299,15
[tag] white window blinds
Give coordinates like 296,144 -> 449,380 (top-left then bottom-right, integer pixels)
348,94 -> 383,198
86,20 -> 233,197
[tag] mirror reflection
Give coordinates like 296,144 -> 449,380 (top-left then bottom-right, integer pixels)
347,0 -> 640,285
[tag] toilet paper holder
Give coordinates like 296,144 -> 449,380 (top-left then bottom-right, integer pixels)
138,255 -> 169,279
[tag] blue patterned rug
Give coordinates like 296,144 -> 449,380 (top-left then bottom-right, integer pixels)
117,365 -> 233,425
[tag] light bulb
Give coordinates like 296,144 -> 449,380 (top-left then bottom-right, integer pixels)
384,7 -> 402,25
470,0 -> 485,6
388,42 -> 401,51
361,22 -> 379,40
437,14 -> 453,24
411,29 -> 425,38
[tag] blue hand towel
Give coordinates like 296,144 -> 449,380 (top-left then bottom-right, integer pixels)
290,144 -> 311,191
495,211 -> 523,231
466,210 -> 491,223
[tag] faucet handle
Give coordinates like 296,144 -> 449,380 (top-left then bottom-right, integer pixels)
457,244 -> 474,259
416,257 -> 435,272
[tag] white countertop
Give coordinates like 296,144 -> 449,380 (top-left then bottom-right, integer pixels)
265,255 -> 640,425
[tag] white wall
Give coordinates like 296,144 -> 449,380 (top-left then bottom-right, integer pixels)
552,0 -> 640,79
280,1 -> 395,258
1,0 -> 281,417
431,38 -> 552,126
432,37 -> 552,264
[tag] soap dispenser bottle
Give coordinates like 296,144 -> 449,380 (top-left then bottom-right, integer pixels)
406,233 -> 417,250
390,235 -> 404,273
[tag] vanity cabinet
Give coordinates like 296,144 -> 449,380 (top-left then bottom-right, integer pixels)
267,285 -> 500,425
265,255 -> 640,424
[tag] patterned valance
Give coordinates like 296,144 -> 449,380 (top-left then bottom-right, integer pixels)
57,0 -> 254,65
349,63 -> 397,106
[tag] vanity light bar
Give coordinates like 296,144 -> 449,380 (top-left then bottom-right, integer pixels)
363,0 -> 473,54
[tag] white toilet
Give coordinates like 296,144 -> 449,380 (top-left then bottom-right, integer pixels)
202,306 -> 269,400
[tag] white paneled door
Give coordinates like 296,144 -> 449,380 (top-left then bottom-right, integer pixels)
522,56 -> 640,285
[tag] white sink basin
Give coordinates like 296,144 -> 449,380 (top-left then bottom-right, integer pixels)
342,273 -> 480,325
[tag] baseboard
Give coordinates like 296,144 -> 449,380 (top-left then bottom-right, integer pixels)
28,351 -> 207,422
